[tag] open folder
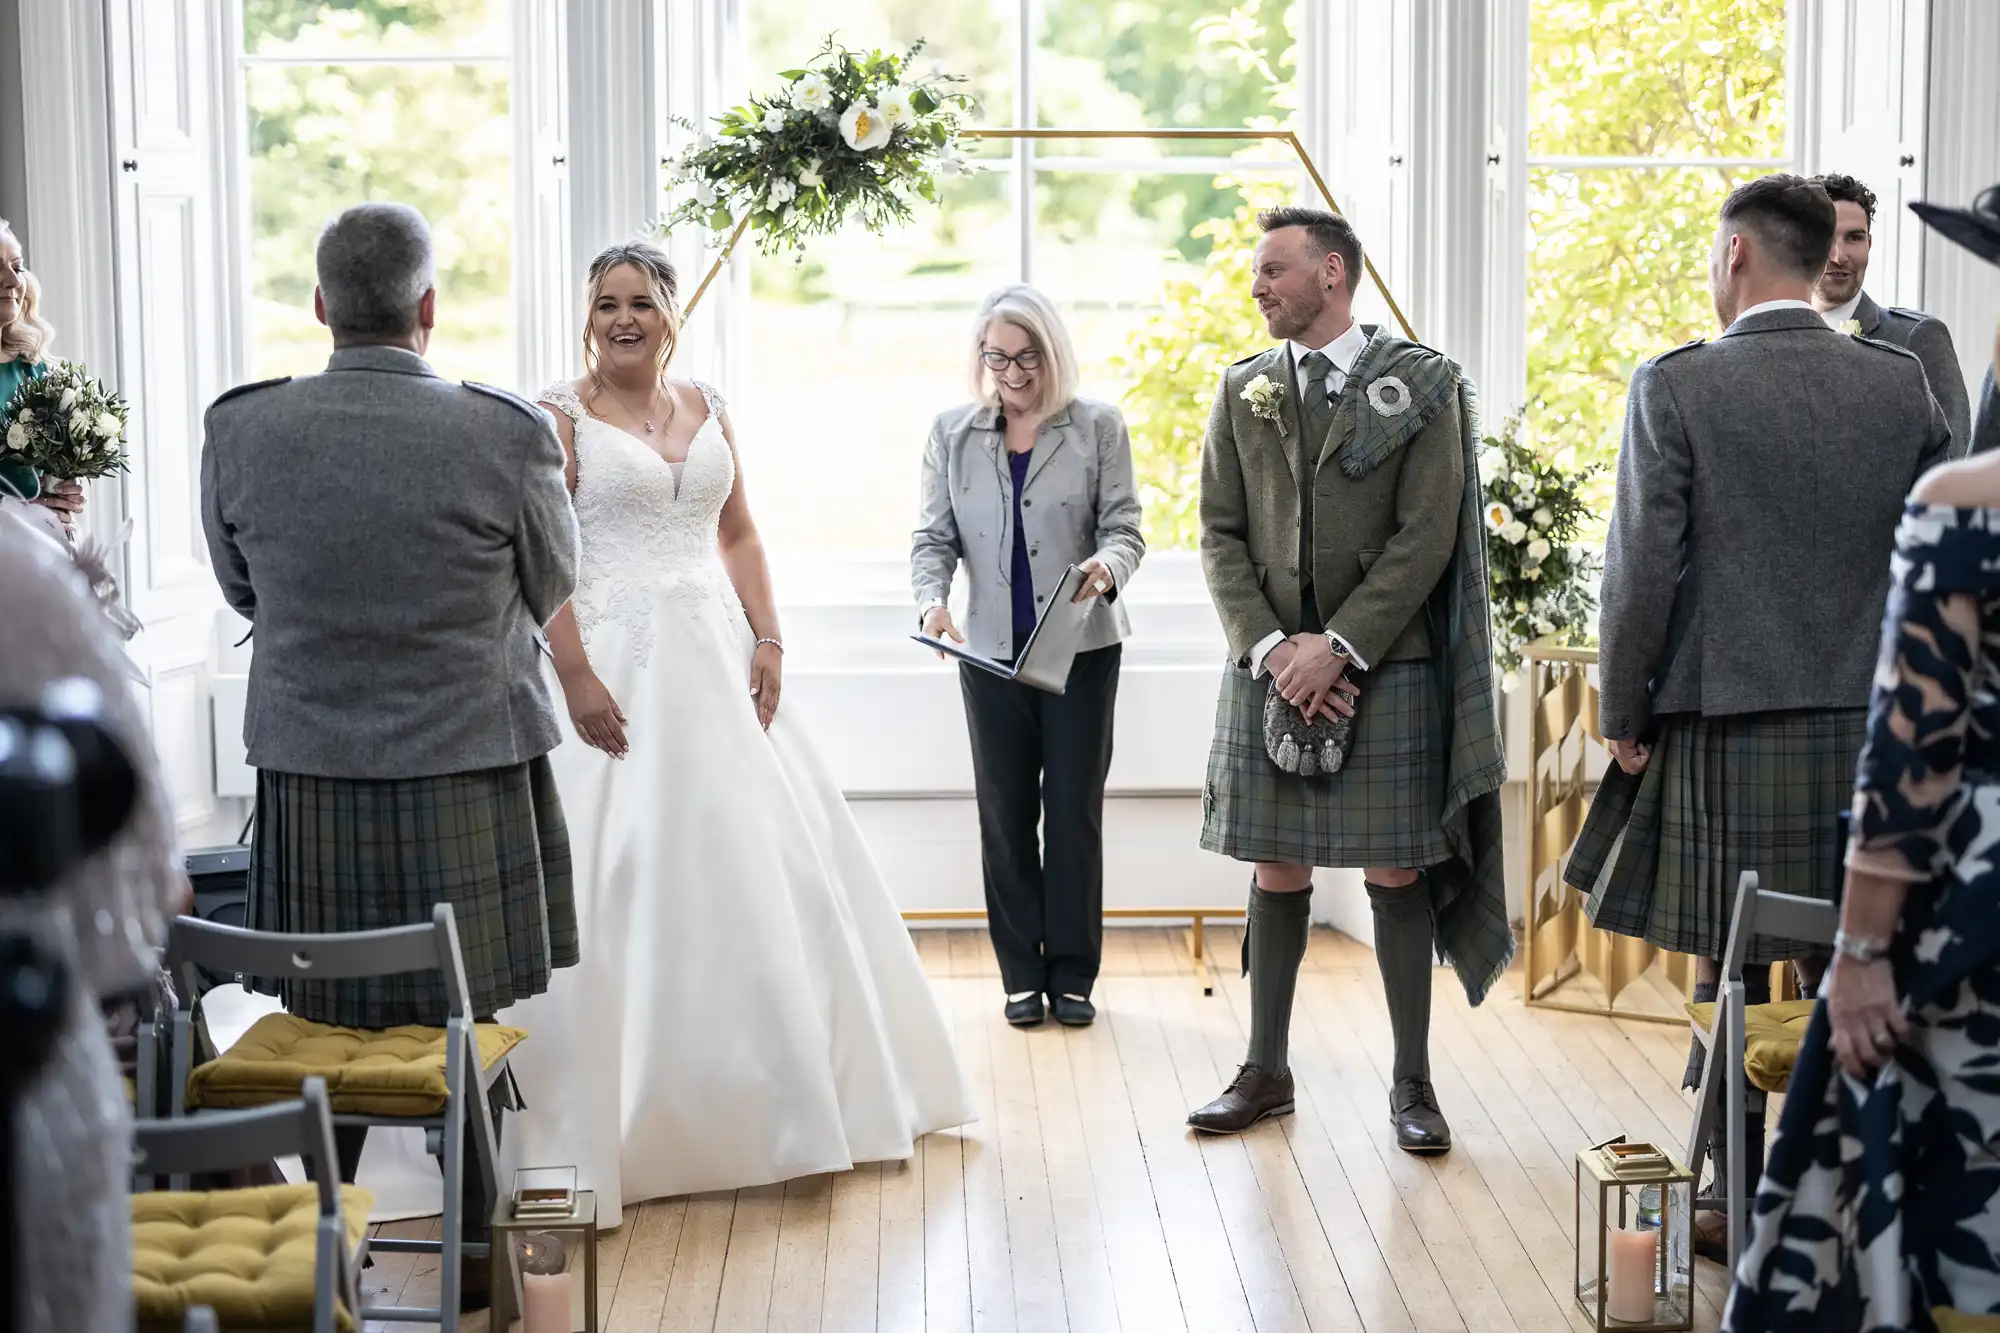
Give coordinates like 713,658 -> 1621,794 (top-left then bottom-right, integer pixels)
912,564 -> 1090,695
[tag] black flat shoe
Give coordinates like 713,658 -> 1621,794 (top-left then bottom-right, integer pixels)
1187,1064 -> 1295,1134
1050,993 -> 1095,1026
1004,992 -> 1044,1026
1390,1077 -> 1452,1154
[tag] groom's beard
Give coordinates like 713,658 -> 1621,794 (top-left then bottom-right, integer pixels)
1263,293 -> 1327,343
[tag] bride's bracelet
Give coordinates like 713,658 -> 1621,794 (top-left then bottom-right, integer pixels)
754,637 -> 784,655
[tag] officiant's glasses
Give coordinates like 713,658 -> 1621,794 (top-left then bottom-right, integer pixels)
980,347 -> 1043,373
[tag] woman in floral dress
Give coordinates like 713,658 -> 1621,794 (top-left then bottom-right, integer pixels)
1725,184 -> 2000,1331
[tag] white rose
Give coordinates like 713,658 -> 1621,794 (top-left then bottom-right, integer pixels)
760,107 -> 786,132
798,161 -> 824,190
1513,600 -> 1529,613
58,387 -> 78,412
1526,537 -> 1551,561
95,411 -> 121,439
1500,520 -> 1528,544
693,178 -> 717,207
1501,670 -> 1522,694
839,101 -> 892,152
876,87 -> 916,127
794,73 -> 832,112
1533,506 -> 1553,528
767,177 -> 797,207
4,422 -> 25,450
15,408 -> 31,424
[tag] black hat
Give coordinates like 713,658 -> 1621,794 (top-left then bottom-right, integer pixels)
1910,184 -> 2000,266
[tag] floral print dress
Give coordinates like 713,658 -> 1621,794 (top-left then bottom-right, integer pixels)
1725,505 -> 2000,1332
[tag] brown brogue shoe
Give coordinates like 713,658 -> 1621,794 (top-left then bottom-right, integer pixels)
1187,1064 -> 1296,1134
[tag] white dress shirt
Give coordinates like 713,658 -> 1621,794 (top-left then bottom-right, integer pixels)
1248,320 -> 1372,678
1819,293 -> 1863,329
1730,297 -> 1819,327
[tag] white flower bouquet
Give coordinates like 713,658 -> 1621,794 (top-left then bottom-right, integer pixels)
1480,411 -> 1600,685
659,36 -> 978,256
0,360 -> 131,487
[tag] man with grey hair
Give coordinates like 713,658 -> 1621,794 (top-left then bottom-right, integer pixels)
199,201 -> 579,1314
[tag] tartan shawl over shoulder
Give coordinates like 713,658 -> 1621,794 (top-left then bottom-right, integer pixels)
1351,339 -> 1511,1004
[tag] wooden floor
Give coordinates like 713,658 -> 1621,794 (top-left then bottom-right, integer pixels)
370,927 -> 1728,1333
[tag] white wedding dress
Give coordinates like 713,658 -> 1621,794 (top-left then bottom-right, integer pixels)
499,380 -> 974,1216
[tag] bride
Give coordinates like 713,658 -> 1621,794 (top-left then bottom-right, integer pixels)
500,240 -> 974,1214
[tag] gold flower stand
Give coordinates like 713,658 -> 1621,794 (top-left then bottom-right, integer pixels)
1520,638 -> 1699,1023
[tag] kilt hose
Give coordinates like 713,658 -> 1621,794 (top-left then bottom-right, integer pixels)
1566,708 -> 1867,965
247,756 -> 579,1028
1201,659 -> 1453,870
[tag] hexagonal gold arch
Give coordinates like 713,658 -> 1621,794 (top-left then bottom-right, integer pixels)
681,126 -> 1419,343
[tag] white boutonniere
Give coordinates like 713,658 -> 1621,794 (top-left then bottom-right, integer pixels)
1840,319 -> 1863,337
1240,373 -> 1282,423
1366,374 -> 1413,418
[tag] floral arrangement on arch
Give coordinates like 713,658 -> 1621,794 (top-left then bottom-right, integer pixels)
1481,411 -> 1600,687
0,360 -> 131,489
659,36 -> 978,256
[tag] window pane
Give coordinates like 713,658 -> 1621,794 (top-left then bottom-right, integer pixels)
243,60 -> 514,385
1039,169 -> 1299,553
742,173 -> 1014,555
747,0 -> 1017,126
1527,165 -> 1763,473
1529,0 -> 1787,159
242,0 -> 507,59
1036,0 -> 1297,160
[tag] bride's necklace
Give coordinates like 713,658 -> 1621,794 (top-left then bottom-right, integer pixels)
602,377 -> 667,435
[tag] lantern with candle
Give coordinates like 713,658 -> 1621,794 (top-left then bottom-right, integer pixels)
489,1168 -> 599,1333
1573,1140 -> 1694,1331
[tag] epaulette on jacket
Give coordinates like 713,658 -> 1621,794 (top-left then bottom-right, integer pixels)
463,380 -> 547,424
1880,305 -> 1930,326
1851,334 -> 1921,362
208,377 -> 291,411
1651,338 -> 1708,364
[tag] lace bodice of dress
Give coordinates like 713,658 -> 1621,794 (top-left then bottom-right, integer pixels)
539,379 -> 738,661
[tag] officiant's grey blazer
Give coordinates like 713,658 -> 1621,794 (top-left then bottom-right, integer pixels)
1597,306 -> 1953,742
1851,291 -> 1970,450
200,344 -> 579,780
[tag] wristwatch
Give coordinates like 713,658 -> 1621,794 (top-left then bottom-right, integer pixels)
1833,930 -> 1889,963
1324,630 -> 1351,662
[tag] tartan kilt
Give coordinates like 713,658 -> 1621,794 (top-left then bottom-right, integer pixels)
247,756 -> 579,1028
1566,708 -> 1866,965
1200,659 -> 1452,868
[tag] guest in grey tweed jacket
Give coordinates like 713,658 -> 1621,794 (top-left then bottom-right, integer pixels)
202,346 -> 578,780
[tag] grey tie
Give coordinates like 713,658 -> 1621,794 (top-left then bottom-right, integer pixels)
1295,351 -> 1339,633
1298,350 -> 1339,447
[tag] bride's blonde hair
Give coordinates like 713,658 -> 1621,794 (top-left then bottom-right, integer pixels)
581,240 -> 681,422
0,218 -> 56,364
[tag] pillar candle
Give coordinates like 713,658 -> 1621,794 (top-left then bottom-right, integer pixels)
1606,1226 -> 1658,1323
522,1270 -> 573,1333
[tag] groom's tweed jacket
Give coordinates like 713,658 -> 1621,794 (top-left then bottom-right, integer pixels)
201,344 -> 579,779
1200,328 -> 1512,1004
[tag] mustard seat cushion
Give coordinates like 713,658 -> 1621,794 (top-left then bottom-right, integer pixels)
1686,998 -> 1818,1094
187,1013 -> 526,1116
132,1182 -> 373,1332
1936,1311 -> 2000,1332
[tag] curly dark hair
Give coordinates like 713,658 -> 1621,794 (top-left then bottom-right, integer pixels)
1812,172 -> 1878,225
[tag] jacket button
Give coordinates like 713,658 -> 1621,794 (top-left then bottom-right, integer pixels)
1031,547 -> 1040,556
1037,594 -> 1046,603
1023,499 -> 1033,508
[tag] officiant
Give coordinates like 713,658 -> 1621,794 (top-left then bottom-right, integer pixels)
910,284 -> 1145,1030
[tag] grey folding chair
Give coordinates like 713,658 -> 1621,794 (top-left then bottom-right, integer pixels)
1684,870 -> 1838,1270
132,1078 -> 363,1333
147,902 -> 513,1326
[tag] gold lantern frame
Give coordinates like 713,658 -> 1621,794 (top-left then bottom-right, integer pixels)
672,127 -> 1419,988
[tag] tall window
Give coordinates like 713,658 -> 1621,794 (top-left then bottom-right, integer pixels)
238,0 -> 515,385
737,0 -> 1298,556
1527,0 -> 1791,475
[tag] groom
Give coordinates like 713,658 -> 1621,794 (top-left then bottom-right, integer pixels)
1190,206 -> 1509,1152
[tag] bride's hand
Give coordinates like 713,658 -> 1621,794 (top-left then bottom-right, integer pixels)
750,641 -> 782,730
561,665 -> 628,758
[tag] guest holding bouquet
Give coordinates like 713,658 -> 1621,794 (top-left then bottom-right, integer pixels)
0,218 -> 91,530
910,284 -> 1145,1028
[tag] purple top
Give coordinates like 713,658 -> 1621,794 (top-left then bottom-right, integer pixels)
1008,448 -> 1036,651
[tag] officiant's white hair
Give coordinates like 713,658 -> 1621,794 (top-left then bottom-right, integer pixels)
972,284 -> 1079,417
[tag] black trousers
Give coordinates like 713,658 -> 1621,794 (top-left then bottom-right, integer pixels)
959,643 -> 1121,997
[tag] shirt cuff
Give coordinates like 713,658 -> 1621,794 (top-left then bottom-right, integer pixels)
1326,631 -> 1369,671
1248,630 -> 1287,678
